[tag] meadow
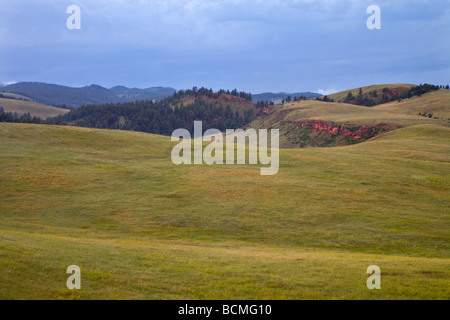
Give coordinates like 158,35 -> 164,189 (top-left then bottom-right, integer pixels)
0,122 -> 449,299
0,98 -> 69,118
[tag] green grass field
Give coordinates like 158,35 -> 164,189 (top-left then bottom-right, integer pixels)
0,122 -> 449,299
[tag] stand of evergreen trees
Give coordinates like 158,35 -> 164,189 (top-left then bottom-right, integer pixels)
255,100 -> 274,108
58,88 -> 258,135
0,107 -> 58,124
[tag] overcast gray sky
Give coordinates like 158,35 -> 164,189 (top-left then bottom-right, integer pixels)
1,0 -> 449,93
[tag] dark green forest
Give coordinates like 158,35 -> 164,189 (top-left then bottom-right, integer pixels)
57,87 -> 259,135
0,108 -> 53,124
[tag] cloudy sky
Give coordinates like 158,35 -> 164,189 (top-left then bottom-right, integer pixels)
1,0 -> 449,94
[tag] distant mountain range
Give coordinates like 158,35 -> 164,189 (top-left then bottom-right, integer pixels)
0,82 -> 177,108
252,92 -> 322,103
0,82 -> 322,108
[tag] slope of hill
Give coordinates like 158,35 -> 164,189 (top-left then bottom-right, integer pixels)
0,122 -> 448,299
0,92 -> 33,101
324,83 -> 415,102
327,83 -> 415,100
1,82 -> 176,108
249,88 -> 450,148
320,83 -> 444,107
0,98 -> 70,118
373,89 -> 450,119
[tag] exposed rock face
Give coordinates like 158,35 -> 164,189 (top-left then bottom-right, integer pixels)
282,120 -> 388,140
259,107 -> 390,147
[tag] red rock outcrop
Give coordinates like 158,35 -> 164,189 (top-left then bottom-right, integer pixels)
282,120 -> 387,140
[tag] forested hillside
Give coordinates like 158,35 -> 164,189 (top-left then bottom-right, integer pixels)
58,87 -> 259,135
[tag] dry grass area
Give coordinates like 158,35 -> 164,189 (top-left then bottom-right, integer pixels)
0,98 -> 69,118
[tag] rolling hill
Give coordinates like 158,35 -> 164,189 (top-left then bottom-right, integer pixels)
324,83 -> 415,102
0,97 -> 70,118
0,92 -> 34,101
0,122 -> 448,299
249,88 -> 450,148
58,88 -> 259,135
372,89 -> 450,119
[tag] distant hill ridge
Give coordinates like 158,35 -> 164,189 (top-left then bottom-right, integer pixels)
1,82 -> 321,108
252,91 -> 321,103
0,82 -> 177,108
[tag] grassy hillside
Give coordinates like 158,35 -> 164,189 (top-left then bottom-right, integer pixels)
0,92 -> 33,101
0,98 -> 70,118
325,83 -> 415,102
373,89 -> 450,119
249,89 -> 450,148
0,123 -> 449,299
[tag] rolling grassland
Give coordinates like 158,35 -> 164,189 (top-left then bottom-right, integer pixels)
0,123 -> 448,299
